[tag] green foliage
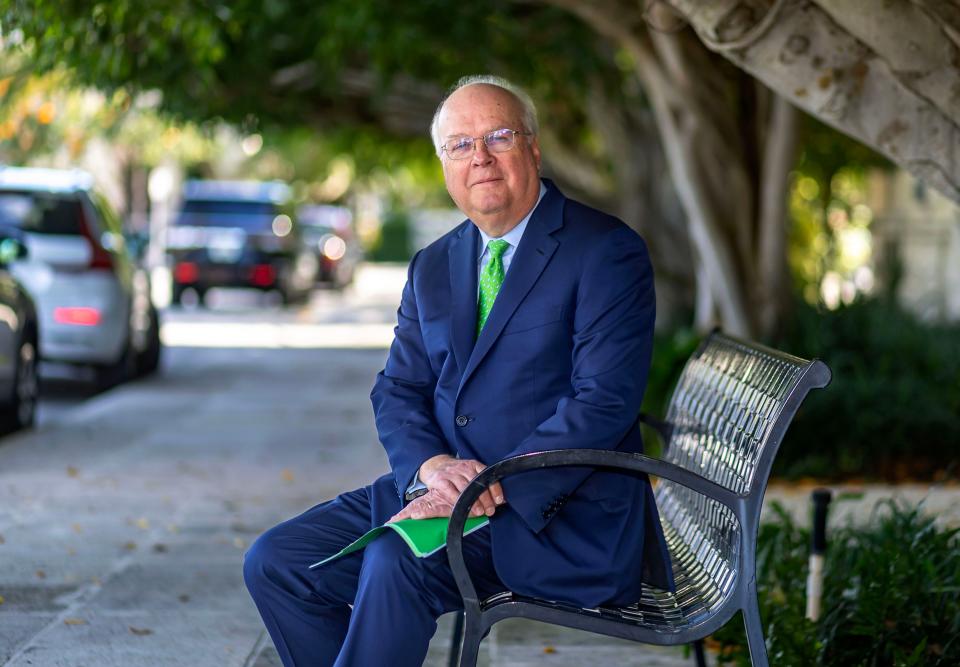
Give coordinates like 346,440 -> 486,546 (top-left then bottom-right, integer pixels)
1,0 -> 609,130
367,210 -> 412,263
788,116 -> 894,305
712,501 -> 960,666
775,298 -> 960,480
1,0 -> 633,213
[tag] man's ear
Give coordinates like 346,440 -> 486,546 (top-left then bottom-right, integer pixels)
530,135 -> 542,173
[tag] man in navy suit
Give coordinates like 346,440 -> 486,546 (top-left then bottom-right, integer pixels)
244,75 -> 673,666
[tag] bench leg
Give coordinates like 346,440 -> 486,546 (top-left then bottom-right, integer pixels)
742,595 -> 770,667
448,612 -> 464,667
692,639 -> 707,667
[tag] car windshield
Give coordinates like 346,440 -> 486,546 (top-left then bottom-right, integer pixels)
0,191 -> 84,235
177,200 -> 279,231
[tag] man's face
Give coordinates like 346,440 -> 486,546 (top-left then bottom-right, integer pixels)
436,84 -> 542,236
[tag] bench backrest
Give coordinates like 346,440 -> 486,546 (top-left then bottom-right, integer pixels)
652,331 -> 830,618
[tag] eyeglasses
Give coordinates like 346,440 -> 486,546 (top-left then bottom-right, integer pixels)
440,128 -> 531,160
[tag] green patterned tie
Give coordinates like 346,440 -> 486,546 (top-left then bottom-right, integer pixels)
477,239 -> 510,336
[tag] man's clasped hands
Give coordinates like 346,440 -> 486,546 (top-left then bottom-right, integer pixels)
389,455 -> 506,523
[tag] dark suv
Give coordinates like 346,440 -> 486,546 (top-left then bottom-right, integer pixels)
167,180 -> 317,306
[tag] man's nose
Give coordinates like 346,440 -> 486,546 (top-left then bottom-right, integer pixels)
471,140 -> 494,166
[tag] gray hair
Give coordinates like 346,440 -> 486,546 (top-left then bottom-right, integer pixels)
429,75 -> 539,156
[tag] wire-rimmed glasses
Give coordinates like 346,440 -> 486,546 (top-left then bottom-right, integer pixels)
440,128 -> 531,160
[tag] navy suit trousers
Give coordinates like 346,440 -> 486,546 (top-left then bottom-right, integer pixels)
243,475 -> 505,667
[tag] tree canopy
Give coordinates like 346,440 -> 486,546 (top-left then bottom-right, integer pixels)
3,1 -> 953,337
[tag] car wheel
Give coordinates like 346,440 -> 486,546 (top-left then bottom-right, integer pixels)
136,306 -> 162,377
0,335 -> 38,433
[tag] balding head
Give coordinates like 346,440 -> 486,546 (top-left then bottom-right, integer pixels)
433,76 -> 542,236
430,75 -> 538,155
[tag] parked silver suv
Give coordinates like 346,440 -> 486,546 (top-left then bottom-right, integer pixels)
0,167 -> 161,388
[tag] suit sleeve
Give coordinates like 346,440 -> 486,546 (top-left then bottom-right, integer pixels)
500,225 -> 656,532
370,250 -> 455,500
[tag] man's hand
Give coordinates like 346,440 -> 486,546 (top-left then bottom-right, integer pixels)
388,490 -> 454,523
418,454 -> 505,518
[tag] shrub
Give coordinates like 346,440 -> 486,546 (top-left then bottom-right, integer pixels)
774,298 -> 960,480
711,500 -> 960,666
368,210 -> 412,262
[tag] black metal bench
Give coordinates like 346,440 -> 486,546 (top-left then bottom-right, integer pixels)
446,330 -> 832,666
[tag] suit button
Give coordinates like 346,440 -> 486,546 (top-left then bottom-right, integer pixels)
455,415 -> 469,427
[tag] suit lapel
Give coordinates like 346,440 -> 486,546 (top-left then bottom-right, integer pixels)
448,222 -> 479,374
457,185 -> 565,395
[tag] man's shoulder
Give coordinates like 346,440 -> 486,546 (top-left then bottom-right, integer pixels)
560,194 -> 640,243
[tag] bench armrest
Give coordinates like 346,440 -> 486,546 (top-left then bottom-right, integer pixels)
446,448 -> 740,606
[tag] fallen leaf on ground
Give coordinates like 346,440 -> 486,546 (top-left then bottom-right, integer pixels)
543,646 -> 556,654
0,594 -> 5,605
135,517 -> 150,530
66,466 -> 79,478
281,469 -> 295,482
178,594 -> 190,603
35,570 -> 45,579
232,537 -> 246,549
129,626 -> 153,636
0,534 -> 5,544
72,524 -> 83,534
153,543 -> 168,553
123,541 -> 137,551
63,618 -> 87,626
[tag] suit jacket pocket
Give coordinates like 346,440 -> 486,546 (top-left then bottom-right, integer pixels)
502,304 -> 566,336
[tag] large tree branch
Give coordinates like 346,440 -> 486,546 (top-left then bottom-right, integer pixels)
814,0 -> 960,134
667,0 -> 960,202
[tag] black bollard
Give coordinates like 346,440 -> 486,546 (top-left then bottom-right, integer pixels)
805,488 -> 832,621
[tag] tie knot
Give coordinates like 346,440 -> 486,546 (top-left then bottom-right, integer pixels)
487,239 -> 510,259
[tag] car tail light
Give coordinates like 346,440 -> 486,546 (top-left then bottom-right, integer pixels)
54,307 -> 101,326
250,264 -> 276,287
77,207 -> 114,271
175,261 -> 199,284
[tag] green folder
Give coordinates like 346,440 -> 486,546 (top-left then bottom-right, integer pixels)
308,517 -> 490,568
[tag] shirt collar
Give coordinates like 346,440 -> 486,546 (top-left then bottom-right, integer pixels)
476,180 -> 547,257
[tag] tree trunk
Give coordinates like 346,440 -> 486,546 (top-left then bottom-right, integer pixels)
544,0 -> 802,338
756,93 -> 799,338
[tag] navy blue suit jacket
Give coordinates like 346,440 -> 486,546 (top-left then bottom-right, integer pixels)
370,180 -> 674,607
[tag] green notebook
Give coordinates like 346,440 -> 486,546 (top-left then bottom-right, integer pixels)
308,517 -> 490,568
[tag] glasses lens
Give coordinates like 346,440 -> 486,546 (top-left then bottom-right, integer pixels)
445,137 -> 474,160
484,129 -> 515,153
